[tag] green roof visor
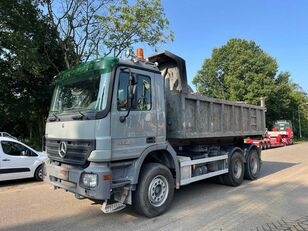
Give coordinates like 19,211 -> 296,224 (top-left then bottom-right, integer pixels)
55,56 -> 119,84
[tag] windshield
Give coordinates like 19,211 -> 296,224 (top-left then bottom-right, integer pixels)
274,121 -> 292,131
50,72 -> 111,114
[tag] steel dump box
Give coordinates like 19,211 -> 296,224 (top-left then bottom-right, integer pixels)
148,51 -> 266,141
166,93 -> 266,140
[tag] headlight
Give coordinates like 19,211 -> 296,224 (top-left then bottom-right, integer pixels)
81,173 -> 98,188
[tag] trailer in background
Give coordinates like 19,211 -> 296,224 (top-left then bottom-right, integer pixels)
245,120 -> 294,150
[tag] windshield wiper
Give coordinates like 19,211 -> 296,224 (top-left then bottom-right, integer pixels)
72,110 -> 88,120
49,113 -> 60,122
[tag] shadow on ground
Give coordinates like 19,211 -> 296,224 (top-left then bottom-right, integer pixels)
259,161 -> 298,178
0,160 -> 302,231
0,178 -> 38,188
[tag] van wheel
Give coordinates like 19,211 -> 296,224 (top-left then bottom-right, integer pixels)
133,163 -> 174,217
34,165 -> 43,181
221,151 -> 244,186
244,149 -> 261,180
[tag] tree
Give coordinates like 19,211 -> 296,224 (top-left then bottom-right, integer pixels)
193,39 -> 278,105
45,0 -> 174,68
100,0 -> 174,57
0,0 -> 66,147
266,72 -> 296,127
193,39 -> 308,135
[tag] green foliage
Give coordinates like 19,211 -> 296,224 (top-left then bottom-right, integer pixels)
99,0 -> 174,57
193,39 -> 308,137
193,39 -> 278,105
45,0 -> 173,68
0,0 -> 66,147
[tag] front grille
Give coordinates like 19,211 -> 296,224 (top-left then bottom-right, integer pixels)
46,138 -> 95,166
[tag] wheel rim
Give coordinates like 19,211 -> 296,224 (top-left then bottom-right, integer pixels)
233,159 -> 242,179
38,168 -> 43,180
148,175 -> 169,207
250,155 -> 258,175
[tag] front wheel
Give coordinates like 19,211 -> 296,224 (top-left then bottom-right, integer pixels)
133,163 -> 174,217
34,164 -> 43,181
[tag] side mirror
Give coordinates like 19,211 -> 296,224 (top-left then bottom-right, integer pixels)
120,69 -> 137,123
127,73 -> 137,107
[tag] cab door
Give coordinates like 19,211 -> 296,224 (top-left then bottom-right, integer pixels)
0,140 -> 37,181
110,67 -> 157,160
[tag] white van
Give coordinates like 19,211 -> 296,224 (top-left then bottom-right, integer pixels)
0,137 -> 47,181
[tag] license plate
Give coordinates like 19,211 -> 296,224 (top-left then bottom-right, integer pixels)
49,165 -> 69,180
58,169 -> 68,179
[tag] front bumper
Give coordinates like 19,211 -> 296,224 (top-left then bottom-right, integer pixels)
44,159 -> 111,201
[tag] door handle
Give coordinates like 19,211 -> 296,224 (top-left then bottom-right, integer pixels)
2,159 -> 11,161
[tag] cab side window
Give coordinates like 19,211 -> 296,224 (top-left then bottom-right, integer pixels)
1,141 -> 37,157
136,75 -> 152,111
117,72 -> 152,111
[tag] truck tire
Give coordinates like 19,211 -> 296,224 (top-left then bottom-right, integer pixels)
263,142 -> 267,150
267,141 -> 271,149
34,164 -> 43,181
221,151 -> 244,186
133,163 -> 174,217
259,142 -> 263,150
244,149 -> 261,180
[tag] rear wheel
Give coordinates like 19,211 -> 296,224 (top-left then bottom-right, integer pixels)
133,163 -> 174,217
259,142 -> 263,150
221,151 -> 244,186
267,142 -> 271,149
34,164 -> 43,181
244,149 -> 261,180
263,142 -> 267,150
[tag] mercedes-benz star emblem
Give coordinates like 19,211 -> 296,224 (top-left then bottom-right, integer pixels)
58,141 -> 67,158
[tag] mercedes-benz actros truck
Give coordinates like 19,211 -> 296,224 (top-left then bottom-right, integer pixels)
44,49 -> 265,217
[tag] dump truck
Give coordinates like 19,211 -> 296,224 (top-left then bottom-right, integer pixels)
44,49 -> 265,217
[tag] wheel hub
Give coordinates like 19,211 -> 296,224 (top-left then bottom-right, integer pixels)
250,155 -> 258,175
234,160 -> 242,179
148,175 -> 169,207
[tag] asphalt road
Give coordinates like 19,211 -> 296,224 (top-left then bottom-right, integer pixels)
1,142 -> 308,231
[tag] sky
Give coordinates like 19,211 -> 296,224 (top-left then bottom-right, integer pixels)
146,0 -> 308,92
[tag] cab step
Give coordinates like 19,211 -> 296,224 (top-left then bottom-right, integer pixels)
101,200 -> 126,213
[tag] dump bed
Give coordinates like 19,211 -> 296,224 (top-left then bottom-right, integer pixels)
166,93 -> 265,139
148,51 -> 266,141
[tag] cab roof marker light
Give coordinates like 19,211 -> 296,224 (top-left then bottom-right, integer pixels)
136,48 -> 144,59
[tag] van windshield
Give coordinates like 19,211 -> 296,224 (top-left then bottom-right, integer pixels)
49,72 -> 111,114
